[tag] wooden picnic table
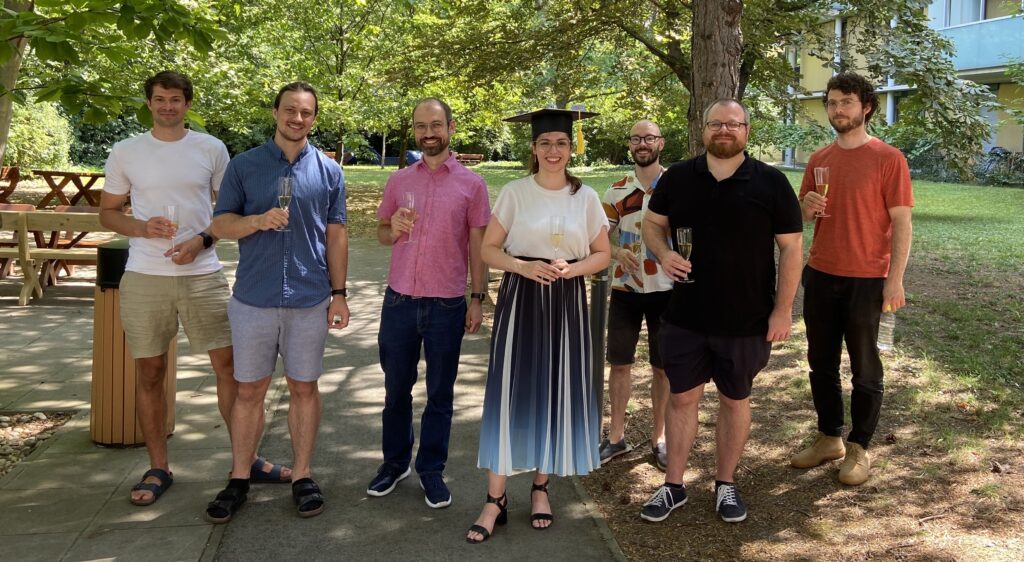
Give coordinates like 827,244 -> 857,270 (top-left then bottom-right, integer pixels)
0,166 -> 21,203
31,169 -> 105,209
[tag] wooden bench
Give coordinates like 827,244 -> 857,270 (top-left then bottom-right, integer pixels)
0,210 -> 109,305
0,166 -> 20,203
455,153 -> 484,166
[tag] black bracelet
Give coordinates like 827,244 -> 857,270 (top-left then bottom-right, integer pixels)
331,288 -> 348,297
470,292 -> 486,301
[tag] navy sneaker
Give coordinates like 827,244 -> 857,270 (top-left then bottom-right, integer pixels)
640,484 -> 687,522
419,472 -> 452,508
366,465 -> 411,497
715,482 -> 747,523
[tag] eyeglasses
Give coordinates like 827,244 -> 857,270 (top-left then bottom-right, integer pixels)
705,121 -> 747,132
825,98 -> 859,110
628,135 -> 663,145
414,121 -> 448,133
535,139 -> 572,152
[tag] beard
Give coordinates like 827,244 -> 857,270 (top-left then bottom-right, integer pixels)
705,135 -> 746,159
417,135 -> 450,157
631,146 -> 661,167
829,112 -> 864,134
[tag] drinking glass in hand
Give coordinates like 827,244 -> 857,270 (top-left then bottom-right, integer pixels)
163,204 -> 179,257
277,177 -> 293,232
403,191 -> 417,243
674,227 -> 694,283
813,167 -> 830,218
549,215 -> 565,260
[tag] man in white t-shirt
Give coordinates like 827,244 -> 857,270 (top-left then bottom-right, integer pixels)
100,71 -> 290,507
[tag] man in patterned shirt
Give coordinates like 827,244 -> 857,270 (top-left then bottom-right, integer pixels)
599,120 -> 673,471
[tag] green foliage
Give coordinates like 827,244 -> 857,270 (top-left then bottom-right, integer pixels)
3,101 -> 72,168
67,111 -> 145,166
0,1 -> 225,117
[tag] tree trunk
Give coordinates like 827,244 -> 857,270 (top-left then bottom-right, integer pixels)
0,1 -> 35,166
687,0 -> 743,157
397,118 -> 410,169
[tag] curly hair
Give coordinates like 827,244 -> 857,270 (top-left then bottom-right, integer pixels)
824,72 -> 879,124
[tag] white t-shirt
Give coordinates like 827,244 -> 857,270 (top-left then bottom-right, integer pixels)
104,130 -> 230,276
492,175 -> 609,260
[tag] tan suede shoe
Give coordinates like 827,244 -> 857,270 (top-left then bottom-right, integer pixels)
791,432 -> 846,468
838,443 -> 871,485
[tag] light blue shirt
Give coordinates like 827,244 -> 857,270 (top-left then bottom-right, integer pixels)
214,139 -> 346,308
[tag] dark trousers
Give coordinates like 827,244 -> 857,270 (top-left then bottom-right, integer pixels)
378,287 -> 467,475
802,266 -> 885,449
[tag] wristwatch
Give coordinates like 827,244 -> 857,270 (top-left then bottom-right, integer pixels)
198,231 -> 214,249
331,288 -> 348,297
470,292 -> 487,301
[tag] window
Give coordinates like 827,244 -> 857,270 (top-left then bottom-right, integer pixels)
928,0 -> 986,28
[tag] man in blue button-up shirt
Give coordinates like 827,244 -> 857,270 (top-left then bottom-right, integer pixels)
207,82 -> 348,522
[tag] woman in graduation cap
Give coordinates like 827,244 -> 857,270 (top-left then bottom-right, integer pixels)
467,109 -> 611,543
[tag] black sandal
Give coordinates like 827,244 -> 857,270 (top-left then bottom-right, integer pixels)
530,480 -> 553,530
466,492 -> 508,544
129,468 -> 173,506
292,477 -> 325,518
205,478 -> 249,524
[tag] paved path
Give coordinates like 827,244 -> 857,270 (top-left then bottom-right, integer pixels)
0,239 -> 624,561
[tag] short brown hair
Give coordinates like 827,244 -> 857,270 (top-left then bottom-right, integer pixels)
824,72 -> 879,124
144,71 -> 193,102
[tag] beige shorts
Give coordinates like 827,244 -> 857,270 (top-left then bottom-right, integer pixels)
119,270 -> 232,359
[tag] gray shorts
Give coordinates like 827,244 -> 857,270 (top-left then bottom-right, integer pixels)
227,297 -> 329,382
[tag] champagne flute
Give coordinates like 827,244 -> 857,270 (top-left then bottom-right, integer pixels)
277,177 -> 293,232
403,191 -> 417,243
163,204 -> 179,257
813,167 -> 830,218
549,215 -> 565,260
674,227 -> 694,283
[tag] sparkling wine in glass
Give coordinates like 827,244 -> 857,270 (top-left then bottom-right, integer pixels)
674,227 -> 694,283
403,191 -> 417,243
549,215 -> 566,259
813,167 -> 830,218
163,204 -> 179,257
277,177 -> 293,231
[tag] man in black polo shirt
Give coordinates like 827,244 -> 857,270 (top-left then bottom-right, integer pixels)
638,99 -> 803,524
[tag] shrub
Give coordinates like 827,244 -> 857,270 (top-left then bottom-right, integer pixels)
69,112 -> 146,167
4,102 -> 73,169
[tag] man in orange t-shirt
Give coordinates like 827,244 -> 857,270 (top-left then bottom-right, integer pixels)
791,72 -> 913,486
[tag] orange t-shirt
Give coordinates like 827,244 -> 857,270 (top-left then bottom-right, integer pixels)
799,138 -> 913,278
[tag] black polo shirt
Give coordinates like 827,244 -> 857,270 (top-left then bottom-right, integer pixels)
648,153 -> 802,336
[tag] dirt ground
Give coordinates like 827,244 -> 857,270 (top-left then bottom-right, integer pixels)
579,266 -> 1024,562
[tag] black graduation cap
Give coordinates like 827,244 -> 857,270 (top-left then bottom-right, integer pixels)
504,107 -> 599,140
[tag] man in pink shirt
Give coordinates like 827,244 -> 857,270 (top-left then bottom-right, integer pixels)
367,98 -> 491,509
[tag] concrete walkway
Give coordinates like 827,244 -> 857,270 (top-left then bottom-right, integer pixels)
0,239 -> 624,561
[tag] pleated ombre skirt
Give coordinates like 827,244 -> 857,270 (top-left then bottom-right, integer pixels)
477,268 -> 600,476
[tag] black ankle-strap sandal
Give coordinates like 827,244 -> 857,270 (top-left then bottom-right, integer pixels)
530,481 -> 553,530
205,478 -> 249,524
292,477 -> 325,518
466,492 -> 508,544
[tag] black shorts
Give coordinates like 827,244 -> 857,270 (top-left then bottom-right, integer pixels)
606,289 -> 671,368
659,321 -> 771,400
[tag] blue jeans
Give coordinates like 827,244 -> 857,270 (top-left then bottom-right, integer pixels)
378,286 -> 467,475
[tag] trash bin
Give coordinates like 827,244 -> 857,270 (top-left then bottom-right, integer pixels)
90,238 -> 176,446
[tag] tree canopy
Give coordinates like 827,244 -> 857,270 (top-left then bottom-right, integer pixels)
0,0 -> 998,175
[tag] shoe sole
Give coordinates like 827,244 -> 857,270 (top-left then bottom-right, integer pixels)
720,511 -> 747,523
639,496 -> 687,522
600,445 -> 633,465
790,451 -> 845,469
366,466 -> 412,497
420,479 -> 452,509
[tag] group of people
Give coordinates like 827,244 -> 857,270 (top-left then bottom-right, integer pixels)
99,69 -> 911,538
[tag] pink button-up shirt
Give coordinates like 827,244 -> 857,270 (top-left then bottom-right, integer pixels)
377,155 -> 491,298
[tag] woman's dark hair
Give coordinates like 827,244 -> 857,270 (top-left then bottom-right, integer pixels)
824,72 -> 879,124
529,145 -> 583,195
